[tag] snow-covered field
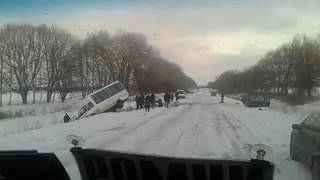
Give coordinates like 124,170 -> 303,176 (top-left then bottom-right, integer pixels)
0,89 -> 315,179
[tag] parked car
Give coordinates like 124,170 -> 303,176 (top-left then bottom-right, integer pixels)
290,112 -> 320,178
77,81 -> 129,119
176,90 -> 186,99
240,94 -> 249,103
185,89 -> 195,94
210,89 -> 217,96
241,94 -> 270,107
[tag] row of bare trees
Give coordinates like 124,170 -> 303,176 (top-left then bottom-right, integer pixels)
210,35 -> 320,97
0,24 -> 196,105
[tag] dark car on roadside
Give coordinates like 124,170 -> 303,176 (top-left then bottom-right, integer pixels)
185,89 -> 195,94
240,94 -> 250,104
241,94 -> 270,107
290,112 -> 320,178
176,90 -> 186,99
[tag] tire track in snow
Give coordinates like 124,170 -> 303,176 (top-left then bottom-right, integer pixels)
114,104 -> 195,152
83,108 -> 170,146
216,105 -> 270,144
208,106 -> 253,159
90,104 -> 191,150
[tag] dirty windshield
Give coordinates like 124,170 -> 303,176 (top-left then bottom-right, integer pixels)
0,0 -> 319,180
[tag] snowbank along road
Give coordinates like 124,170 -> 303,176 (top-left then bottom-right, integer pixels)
0,89 -> 312,180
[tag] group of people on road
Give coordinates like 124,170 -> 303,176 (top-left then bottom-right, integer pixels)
135,93 -> 156,112
135,91 -> 181,112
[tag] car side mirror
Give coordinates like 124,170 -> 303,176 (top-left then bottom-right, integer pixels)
292,124 -> 301,131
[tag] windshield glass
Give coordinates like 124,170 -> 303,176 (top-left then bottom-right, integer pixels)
0,1 -> 319,180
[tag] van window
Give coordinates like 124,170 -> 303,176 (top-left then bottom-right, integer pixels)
90,94 -> 101,104
116,83 -> 125,91
103,88 -> 112,98
109,85 -> 118,94
88,102 -> 94,109
90,82 -> 125,104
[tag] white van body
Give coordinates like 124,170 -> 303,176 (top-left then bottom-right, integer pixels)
77,81 -> 129,119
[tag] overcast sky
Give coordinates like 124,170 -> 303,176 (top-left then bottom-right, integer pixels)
1,0 -> 320,85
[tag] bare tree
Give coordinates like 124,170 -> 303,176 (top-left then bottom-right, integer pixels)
0,24 -> 50,104
44,26 -> 74,102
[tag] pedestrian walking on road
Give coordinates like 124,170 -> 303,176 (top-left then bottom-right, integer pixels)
139,94 -> 145,109
135,94 -> 140,110
175,92 -> 179,102
150,93 -> 156,108
164,92 -> 170,108
64,113 -> 71,123
145,95 -> 151,112
170,93 -> 174,102
220,92 -> 224,103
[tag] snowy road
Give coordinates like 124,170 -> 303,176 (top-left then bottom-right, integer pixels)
95,92 -> 256,159
0,89 -> 312,179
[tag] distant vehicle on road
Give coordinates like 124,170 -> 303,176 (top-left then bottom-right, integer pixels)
210,89 -> 217,96
241,94 -> 270,107
176,90 -> 186,99
77,81 -> 129,119
185,89 -> 195,94
290,112 -> 320,178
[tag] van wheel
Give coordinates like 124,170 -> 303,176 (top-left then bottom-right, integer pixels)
116,100 -> 124,109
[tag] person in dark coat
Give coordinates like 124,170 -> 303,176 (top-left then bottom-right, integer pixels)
135,94 -> 140,110
170,93 -> 174,102
140,94 -> 145,109
150,93 -> 156,108
145,95 -> 151,112
175,92 -> 179,102
158,98 -> 163,107
164,92 -> 170,108
220,92 -> 224,103
64,113 -> 71,123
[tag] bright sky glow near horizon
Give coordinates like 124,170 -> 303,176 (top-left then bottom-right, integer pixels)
1,0 -> 320,85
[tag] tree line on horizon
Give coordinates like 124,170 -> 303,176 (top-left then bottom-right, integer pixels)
209,34 -> 320,98
0,24 -> 196,105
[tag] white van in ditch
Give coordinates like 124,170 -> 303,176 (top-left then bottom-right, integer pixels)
77,81 -> 129,119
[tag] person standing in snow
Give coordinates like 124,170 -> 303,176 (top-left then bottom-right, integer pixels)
164,92 -> 170,108
170,93 -> 174,102
150,93 -> 156,108
175,91 -> 179,102
64,113 -> 71,123
145,94 -> 151,112
220,91 -> 224,103
139,94 -> 145,109
135,94 -> 140,110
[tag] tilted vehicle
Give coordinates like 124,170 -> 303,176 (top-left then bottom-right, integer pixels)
77,81 -> 129,119
290,112 -> 320,178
